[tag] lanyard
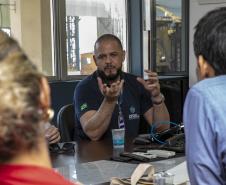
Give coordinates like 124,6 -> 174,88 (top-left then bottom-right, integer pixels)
118,92 -> 125,129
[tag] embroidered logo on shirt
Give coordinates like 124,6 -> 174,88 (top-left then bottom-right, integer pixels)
129,106 -> 135,113
80,103 -> 88,111
129,114 -> 140,120
128,106 -> 139,120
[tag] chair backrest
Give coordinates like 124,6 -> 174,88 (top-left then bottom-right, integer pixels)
57,103 -> 77,142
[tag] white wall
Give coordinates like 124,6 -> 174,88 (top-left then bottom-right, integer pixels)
189,0 -> 226,87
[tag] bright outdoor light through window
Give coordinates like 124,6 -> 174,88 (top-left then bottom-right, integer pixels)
65,0 -> 127,76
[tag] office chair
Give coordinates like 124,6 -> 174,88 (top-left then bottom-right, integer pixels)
56,103 -> 77,142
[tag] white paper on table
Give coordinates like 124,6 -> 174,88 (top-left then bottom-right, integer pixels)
166,161 -> 189,185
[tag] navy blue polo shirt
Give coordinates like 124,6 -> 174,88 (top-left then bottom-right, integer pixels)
74,71 -> 153,140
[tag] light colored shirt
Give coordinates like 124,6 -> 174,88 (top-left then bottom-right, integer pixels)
184,75 -> 226,185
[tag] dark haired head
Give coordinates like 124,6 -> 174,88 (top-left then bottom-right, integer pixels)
193,7 -> 226,75
94,34 -> 123,54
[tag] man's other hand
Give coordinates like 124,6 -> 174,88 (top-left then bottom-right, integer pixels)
137,70 -> 160,97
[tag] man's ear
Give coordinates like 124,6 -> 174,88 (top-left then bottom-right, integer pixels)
93,55 -> 97,66
39,77 -> 51,109
122,50 -> 126,63
197,55 -> 215,80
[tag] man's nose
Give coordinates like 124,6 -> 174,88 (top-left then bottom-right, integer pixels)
105,55 -> 112,64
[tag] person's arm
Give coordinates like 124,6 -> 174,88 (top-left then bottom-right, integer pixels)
80,77 -> 124,141
137,70 -> 170,132
184,88 -> 224,185
143,102 -> 170,132
152,93 -> 170,131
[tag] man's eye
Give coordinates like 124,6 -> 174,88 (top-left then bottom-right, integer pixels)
98,55 -> 106,59
110,53 -> 118,57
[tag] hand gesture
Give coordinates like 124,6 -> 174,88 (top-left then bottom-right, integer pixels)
45,124 -> 61,144
137,70 -> 160,97
97,77 -> 124,101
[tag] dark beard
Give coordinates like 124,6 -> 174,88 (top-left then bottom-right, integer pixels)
97,69 -> 122,85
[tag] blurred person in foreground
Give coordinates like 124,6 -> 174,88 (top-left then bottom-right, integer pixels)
184,7 -> 226,185
0,30 -> 60,144
0,52 -> 78,185
74,34 -> 170,141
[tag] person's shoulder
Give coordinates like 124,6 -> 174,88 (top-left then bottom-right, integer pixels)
187,76 -> 226,106
123,72 -> 141,85
191,75 -> 226,95
123,72 -> 147,94
77,72 -> 97,88
187,79 -> 209,99
123,72 -> 138,80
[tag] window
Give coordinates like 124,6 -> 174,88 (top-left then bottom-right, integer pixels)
65,0 -> 127,77
0,0 -> 56,78
0,0 -> 127,80
0,0 -> 11,35
143,0 -> 187,75
155,0 -> 183,73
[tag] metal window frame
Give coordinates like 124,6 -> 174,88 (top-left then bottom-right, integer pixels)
44,0 -> 59,81
150,0 -> 189,76
51,0 -> 129,81
127,0 -> 144,76
50,0 -> 188,81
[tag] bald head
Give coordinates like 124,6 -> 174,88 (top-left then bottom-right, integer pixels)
94,34 -> 123,54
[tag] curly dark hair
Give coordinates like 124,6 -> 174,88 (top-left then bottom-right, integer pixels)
193,7 -> 226,75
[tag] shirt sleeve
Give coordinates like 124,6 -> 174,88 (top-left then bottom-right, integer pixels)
74,82 -> 102,120
183,88 -> 225,185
